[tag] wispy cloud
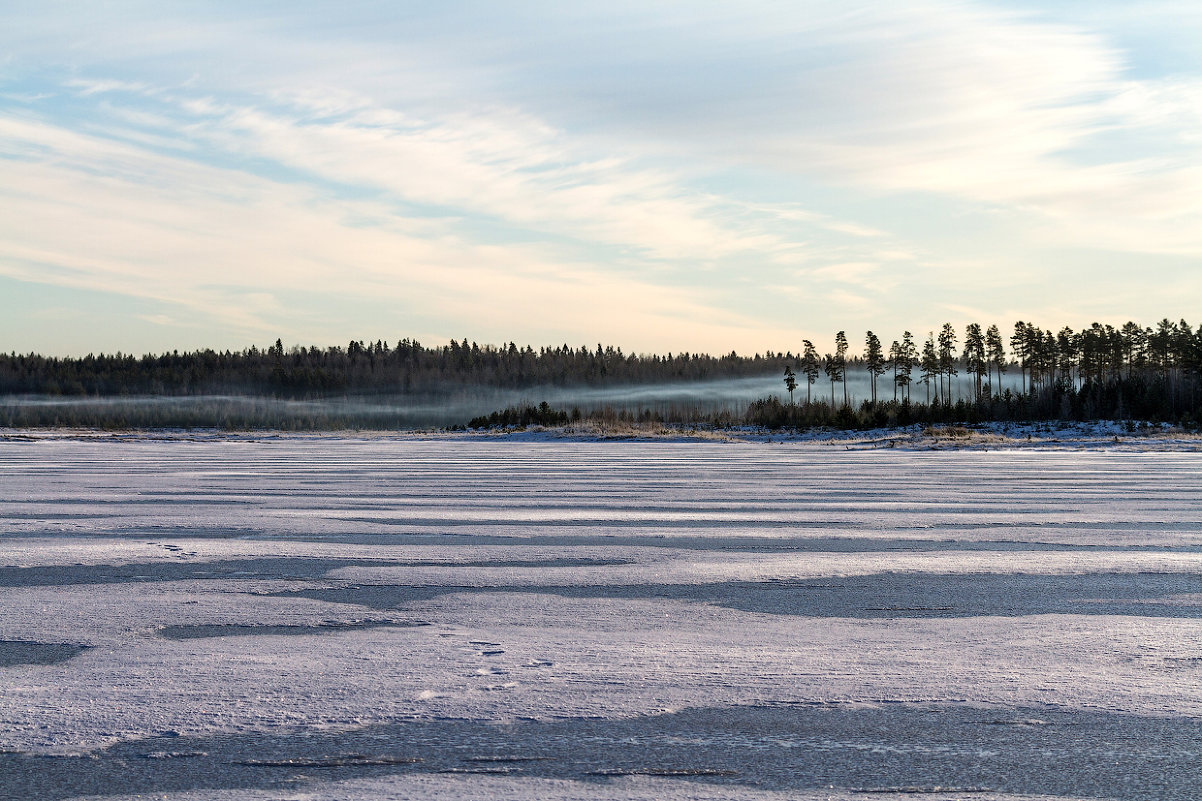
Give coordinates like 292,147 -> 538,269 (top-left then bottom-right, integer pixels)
176,94 -> 805,262
0,112 -> 797,351
735,3 -> 1202,255
64,78 -> 154,96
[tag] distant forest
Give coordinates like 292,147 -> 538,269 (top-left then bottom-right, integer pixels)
0,338 -> 787,397
3,318 -> 1201,430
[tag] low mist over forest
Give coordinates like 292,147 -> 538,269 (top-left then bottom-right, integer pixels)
3,319 -> 1202,430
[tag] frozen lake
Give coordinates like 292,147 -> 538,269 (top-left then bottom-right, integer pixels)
2,435 -> 1201,800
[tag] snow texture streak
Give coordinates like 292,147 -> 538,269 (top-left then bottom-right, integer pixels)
1,436 -> 1201,800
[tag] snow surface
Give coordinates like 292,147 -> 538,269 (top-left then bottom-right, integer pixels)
1,435 -> 1201,800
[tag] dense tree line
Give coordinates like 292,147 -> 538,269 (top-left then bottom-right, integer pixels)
4,319 -> 1202,429
770,319 -> 1202,428
472,318 -> 1202,430
0,338 -> 798,398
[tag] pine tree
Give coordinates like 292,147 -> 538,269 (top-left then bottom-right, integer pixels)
1057,327 -> 1079,387
898,331 -> 917,401
1151,318 -> 1176,379
801,340 -> 820,403
1030,325 -> 1053,392
824,331 -> 849,407
888,339 -> 902,402
920,334 -> 939,404
963,323 -> 986,400
1120,321 -> 1147,378
864,331 -> 885,403
783,366 -> 797,405
1011,322 -> 1030,395
938,323 -> 958,402
985,324 -> 1005,396
835,331 -> 849,407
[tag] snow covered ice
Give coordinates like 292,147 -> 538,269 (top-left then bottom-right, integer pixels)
2,434 -> 1201,800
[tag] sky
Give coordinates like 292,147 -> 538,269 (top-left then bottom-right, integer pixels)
2,1 -> 1200,357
